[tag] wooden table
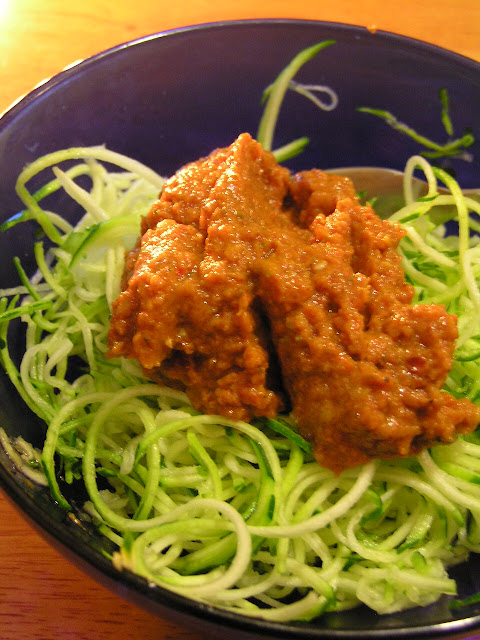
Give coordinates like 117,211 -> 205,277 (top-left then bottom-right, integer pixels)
0,2 -> 479,639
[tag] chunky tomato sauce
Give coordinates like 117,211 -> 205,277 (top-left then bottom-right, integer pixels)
108,134 -> 480,473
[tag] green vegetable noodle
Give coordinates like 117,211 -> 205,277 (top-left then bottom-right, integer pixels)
1,44 -> 480,622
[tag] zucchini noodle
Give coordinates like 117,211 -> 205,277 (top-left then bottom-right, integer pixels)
1,148 -> 480,622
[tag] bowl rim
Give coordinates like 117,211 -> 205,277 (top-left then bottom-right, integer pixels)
1,17 -> 479,126
1,17 -> 480,640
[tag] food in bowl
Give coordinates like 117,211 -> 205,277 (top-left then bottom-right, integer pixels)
1,40 -> 480,623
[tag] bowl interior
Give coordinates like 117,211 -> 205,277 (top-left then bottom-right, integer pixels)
1,19 -> 480,639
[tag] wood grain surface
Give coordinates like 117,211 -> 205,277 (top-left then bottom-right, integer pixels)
0,2 -> 479,639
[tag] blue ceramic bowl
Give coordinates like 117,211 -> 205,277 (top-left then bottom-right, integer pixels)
1,19 -> 480,640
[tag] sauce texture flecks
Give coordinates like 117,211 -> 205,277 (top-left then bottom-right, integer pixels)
107,134 -> 480,473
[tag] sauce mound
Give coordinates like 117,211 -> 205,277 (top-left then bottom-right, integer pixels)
107,133 -> 480,473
